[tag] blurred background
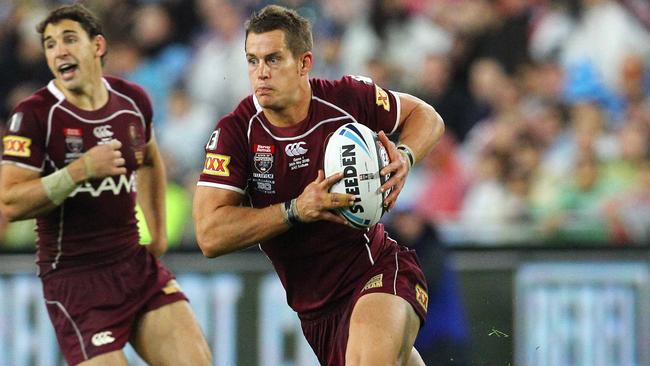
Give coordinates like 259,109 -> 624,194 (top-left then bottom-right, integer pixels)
0,0 -> 649,365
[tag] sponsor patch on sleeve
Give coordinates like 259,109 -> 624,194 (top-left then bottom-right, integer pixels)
375,84 -> 390,112
3,135 -> 32,158
415,284 -> 428,312
362,274 -> 384,291
162,279 -> 182,295
203,153 -> 230,176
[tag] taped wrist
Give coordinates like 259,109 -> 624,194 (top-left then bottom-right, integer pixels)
396,143 -> 415,170
41,168 -> 78,205
82,154 -> 96,179
281,199 -> 301,226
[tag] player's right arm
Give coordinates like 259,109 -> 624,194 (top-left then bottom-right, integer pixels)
0,140 -> 126,221
193,170 -> 353,258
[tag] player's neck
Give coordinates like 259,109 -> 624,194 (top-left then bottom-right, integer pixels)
56,76 -> 109,111
264,80 -> 311,127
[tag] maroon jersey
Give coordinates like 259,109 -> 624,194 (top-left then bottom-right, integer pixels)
1,76 -> 152,276
198,76 -> 402,315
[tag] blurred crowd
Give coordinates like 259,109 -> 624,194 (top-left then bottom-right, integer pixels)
1,0 -> 650,249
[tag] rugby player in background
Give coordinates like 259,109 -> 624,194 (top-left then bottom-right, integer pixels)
0,4 -> 211,365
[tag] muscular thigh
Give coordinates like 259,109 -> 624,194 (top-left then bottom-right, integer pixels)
77,350 -> 128,366
131,300 -> 212,366
345,246 -> 428,365
346,293 -> 421,365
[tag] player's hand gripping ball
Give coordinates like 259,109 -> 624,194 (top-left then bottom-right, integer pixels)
324,123 -> 391,228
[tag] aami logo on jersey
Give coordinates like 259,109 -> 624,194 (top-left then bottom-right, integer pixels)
69,172 -> 136,198
2,135 -> 31,158
203,153 -> 230,176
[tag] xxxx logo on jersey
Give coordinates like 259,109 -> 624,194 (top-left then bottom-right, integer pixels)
415,284 -> 428,312
3,135 -> 31,157
203,153 -> 230,176
375,85 -> 390,112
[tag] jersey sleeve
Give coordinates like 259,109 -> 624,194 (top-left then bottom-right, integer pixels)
196,114 -> 249,195
1,100 -> 46,172
341,75 -> 400,134
129,83 -> 154,143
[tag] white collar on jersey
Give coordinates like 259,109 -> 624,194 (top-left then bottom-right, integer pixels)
47,78 -> 112,102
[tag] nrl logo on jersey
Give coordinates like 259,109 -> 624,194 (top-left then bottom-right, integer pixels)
69,172 -> 136,197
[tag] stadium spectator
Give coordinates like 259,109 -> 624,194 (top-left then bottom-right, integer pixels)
192,5 -> 444,365
0,4 -> 211,365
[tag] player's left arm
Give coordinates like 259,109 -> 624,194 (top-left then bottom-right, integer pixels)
378,92 -> 444,209
136,137 -> 167,257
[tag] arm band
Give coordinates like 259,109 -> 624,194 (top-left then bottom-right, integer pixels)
41,168 -> 78,206
396,143 -> 415,169
281,199 -> 301,226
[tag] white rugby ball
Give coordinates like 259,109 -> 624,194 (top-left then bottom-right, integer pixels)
324,123 -> 391,228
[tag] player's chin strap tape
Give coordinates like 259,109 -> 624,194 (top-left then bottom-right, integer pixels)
41,168 -> 79,206
396,143 -> 415,170
281,198 -> 301,226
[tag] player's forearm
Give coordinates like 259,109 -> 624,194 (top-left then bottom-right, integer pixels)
0,177 -> 58,220
194,203 -> 289,258
0,160 -> 87,221
397,101 -> 444,163
136,155 -> 167,257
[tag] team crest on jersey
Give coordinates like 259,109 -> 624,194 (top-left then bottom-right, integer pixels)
415,284 -> 428,312
3,135 -> 31,157
64,128 -> 84,153
253,144 -> 275,174
8,112 -> 23,132
362,274 -> 383,291
203,153 -> 230,176
375,85 -> 390,112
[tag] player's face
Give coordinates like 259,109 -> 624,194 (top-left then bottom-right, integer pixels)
245,30 -> 304,110
43,19 -> 104,93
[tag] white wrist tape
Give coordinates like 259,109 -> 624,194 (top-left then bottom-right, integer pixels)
41,168 -> 78,205
82,154 -> 96,178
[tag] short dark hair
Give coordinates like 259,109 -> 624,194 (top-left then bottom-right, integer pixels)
245,5 -> 312,58
37,4 -> 104,44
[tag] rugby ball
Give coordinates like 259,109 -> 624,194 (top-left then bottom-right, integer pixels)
324,123 -> 391,228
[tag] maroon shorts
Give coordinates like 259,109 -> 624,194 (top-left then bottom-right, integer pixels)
41,246 -> 187,365
300,245 -> 428,365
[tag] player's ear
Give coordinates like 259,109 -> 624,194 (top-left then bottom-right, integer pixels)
299,52 -> 313,75
94,34 -> 107,60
